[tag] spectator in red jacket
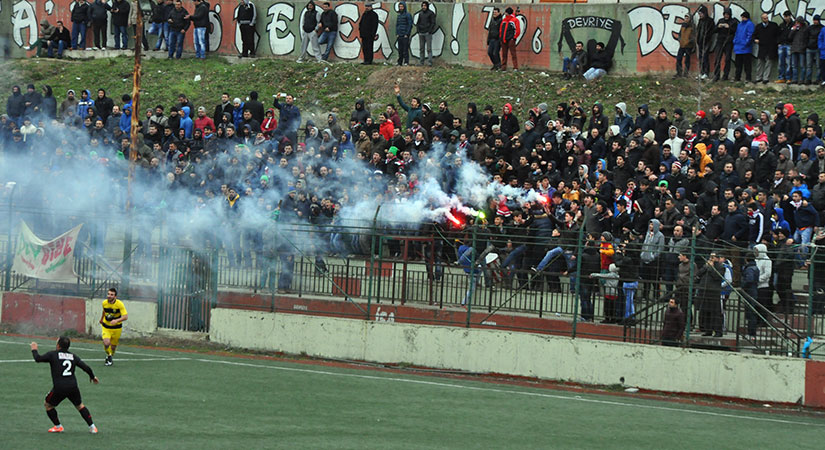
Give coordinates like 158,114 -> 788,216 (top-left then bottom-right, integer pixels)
193,106 -> 215,133
499,7 -> 521,71
379,112 -> 395,141
261,108 -> 277,137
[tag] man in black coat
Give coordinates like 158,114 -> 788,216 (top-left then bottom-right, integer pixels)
753,12 -> 779,84
245,91 -> 265,124
697,252 -> 725,337
359,3 -> 379,65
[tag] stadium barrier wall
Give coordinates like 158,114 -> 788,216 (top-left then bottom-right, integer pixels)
0,291 -> 157,336
83,298 -> 157,337
4,1 -> 815,74
210,307 -> 825,407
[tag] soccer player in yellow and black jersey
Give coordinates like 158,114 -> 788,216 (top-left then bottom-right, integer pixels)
100,288 -> 128,366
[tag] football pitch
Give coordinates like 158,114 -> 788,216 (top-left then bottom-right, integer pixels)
1,334 -> 823,449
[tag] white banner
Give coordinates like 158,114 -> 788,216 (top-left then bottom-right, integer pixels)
12,221 -> 83,282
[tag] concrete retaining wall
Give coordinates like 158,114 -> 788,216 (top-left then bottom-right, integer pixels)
83,298 -> 157,337
6,1 -> 819,73
210,307 -> 821,405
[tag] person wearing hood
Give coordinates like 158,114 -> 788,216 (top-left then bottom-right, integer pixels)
695,5 -> 715,80
753,12 -> 779,84
94,89 -> 114,123
732,11 -> 755,82
395,1 -> 412,66
753,242 -> 773,315
58,89 -> 78,120
21,84 -> 42,118
653,108 -> 671,147
32,18 -> 56,58
416,1 -> 437,66
119,102 -> 132,134
351,99 -> 370,126
782,103 -> 802,145
466,103 -> 482,133
500,103 -> 519,137
326,112 -> 342,140
236,0 -> 257,58
244,91 -> 264,124
640,218 -> 665,301
179,105 -> 193,138
76,89 -> 94,121
359,3 -> 379,65
40,86 -> 57,119
614,102 -> 633,137
675,13 -> 695,78
740,251 -> 760,337
789,16 -> 808,84
588,103 -> 608,138
712,7 -> 738,81
634,104 -> 655,135
500,7 -> 521,71
297,2 -> 322,63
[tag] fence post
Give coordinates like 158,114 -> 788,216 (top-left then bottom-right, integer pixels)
466,222 -> 478,328
121,215 -> 133,298
571,226 -> 585,338
366,208 -> 381,320
4,183 -> 16,291
684,235 -> 697,345
808,245 -> 816,339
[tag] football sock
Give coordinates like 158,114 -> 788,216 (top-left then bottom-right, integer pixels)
47,408 -> 60,426
105,347 -> 112,356
79,407 -> 94,426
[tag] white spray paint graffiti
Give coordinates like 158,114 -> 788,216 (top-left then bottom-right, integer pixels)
332,2 -> 360,60
449,3 -> 464,55
628,2 -> 747,58
265,2 -> 295,56
12,0 -> 37,47
209,4 -> 223,52
45,0 -> 55,15
372,6 -> 393,59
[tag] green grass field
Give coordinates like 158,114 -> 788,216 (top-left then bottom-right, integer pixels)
1,333 -> 823,449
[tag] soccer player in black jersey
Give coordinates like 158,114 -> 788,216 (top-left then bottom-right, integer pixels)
31,337 -> 100,433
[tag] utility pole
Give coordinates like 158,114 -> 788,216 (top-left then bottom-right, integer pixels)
122,0 -> 144,297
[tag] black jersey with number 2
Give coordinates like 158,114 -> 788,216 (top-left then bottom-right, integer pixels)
32,350 -> 96,390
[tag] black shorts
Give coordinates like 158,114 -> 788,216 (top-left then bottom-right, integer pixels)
45,387 -> 82,407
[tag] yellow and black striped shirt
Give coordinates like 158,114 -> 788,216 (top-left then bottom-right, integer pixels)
102,299 -> 128,329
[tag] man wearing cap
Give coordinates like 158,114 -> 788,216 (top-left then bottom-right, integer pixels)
753,12 -> 779,84
732,11 -> 754,83
359,3 -> 379,65
194,106 -> 215,133
584,42 -> 611,81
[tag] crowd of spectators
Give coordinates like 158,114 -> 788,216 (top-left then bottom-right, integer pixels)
5,52 -> 825,339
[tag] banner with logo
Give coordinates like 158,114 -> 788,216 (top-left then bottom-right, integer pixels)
12,221 -> 83,282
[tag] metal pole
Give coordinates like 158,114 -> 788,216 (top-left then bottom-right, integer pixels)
466,221 -> 478,328
122,2 -> 144,298
571,225 -> 585,338
4,182 -> 17,291
684,235 -> 697,345
366,206 -> 381,320
808,245 -> 816,338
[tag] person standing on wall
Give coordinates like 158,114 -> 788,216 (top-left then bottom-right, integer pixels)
236,0 -> 257,58
110,0 -> 130,50
416,1 -> 436,66
359,3 -> 379,65
804,15 -> 823,84
148,0 -> 167,50
675,12 -> 695,78
318,2 -> 338,62
500,7 -> 520,72
167,0 -> 189,59
89,0 -> 111,50
70,0 -> 92,50
712,7 -> 737,82
189,0 -> 210,59
129,0 -> 150,51
297,2 -> 321,63
775,11 -> 793,83
752,12 -> 778,84
395,1 -> 412,66
789,16 -> 807,84
486,7 -> 502,71
695,5 -> 714,80
732,11 -> 754,83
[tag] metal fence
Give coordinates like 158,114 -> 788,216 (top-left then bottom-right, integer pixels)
1,202 -> 823,357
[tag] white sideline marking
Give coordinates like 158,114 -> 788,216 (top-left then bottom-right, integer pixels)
0,339 -> 174,358
0,357 -> 191,363
194,358 -> 825,427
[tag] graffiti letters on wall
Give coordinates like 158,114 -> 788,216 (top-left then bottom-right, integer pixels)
7,1 -> 823,73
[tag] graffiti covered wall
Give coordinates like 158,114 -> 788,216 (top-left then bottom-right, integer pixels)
6,1 -> 825,73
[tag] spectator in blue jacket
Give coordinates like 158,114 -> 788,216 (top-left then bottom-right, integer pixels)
396,1 -> 412,66
790,191 -> 819,260
733,11 -> 755,83
818,24 -> 825,86
180,105 -> 193,139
